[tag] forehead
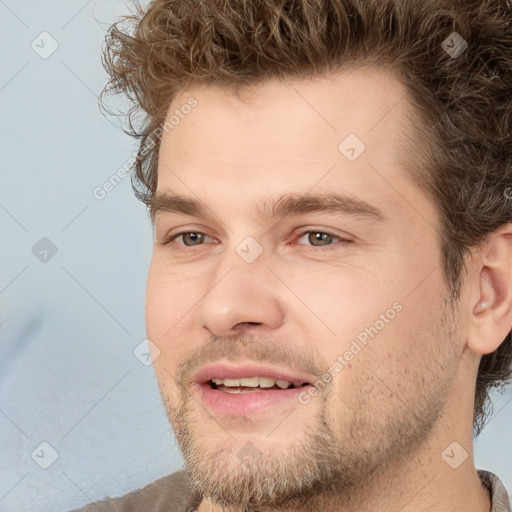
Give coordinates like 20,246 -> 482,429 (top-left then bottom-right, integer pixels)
163,67 -> 414,150
155,67 -> 436,229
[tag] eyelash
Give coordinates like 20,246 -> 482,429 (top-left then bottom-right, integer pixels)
293,230 -> 351,251
161,229 -> 351,252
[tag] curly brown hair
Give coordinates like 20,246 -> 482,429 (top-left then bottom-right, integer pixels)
100,0 -> 512,436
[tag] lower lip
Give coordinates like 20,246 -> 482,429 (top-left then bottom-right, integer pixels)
198,383 -> 313,415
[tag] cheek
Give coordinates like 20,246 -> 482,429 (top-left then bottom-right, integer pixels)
145,261 -> 204,383
322,302 -> 443,428
291,266 -> 446,392
146,259 -> 196,336
279,264 -> 400,343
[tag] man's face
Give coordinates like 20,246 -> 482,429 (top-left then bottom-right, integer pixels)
145,68 -> 466,509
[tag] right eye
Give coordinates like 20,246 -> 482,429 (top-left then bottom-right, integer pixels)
162,231 -> 217,249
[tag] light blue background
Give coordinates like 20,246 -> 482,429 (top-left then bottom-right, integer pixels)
0,1 -> 510,511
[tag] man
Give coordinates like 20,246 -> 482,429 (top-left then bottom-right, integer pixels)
75,0 -> 512,510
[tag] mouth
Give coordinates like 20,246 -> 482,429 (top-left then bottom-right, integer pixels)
209,376 -> 311,393
193,363 -> 316,415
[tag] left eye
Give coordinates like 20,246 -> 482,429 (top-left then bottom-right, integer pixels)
295,231 -> 348,248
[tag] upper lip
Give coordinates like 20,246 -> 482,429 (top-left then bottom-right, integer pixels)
192,362 -> 315,385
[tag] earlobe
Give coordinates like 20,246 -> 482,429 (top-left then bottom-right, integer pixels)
467,227 -> 512,356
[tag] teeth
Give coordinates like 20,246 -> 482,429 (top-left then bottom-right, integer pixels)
211,377 -> 301,389
259,377 -> 276,388
222,378 -> 241,387
240,377 -> 259,387
275,379 -> 291,389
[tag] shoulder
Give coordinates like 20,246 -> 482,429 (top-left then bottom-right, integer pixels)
70,469 -> 198,512
478,469 -> 512,512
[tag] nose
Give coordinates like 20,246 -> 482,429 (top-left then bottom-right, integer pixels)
195,251 -> 286,337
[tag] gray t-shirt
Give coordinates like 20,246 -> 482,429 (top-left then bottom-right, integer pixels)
71,469 -> 511,512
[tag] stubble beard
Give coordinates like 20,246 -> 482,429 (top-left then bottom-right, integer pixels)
159,303 -> 461,511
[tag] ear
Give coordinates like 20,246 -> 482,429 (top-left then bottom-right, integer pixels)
466,224 -> 512,355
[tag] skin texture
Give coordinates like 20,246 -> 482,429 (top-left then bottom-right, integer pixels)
145,68 -> 512,511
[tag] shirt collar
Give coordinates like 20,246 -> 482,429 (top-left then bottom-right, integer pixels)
478,470 -> 512,512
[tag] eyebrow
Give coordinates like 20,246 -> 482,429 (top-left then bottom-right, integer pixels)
149,191 -> 386,224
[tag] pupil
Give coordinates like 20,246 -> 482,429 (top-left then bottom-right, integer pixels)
184,232 -> 204,246
309,232 -> 330,246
